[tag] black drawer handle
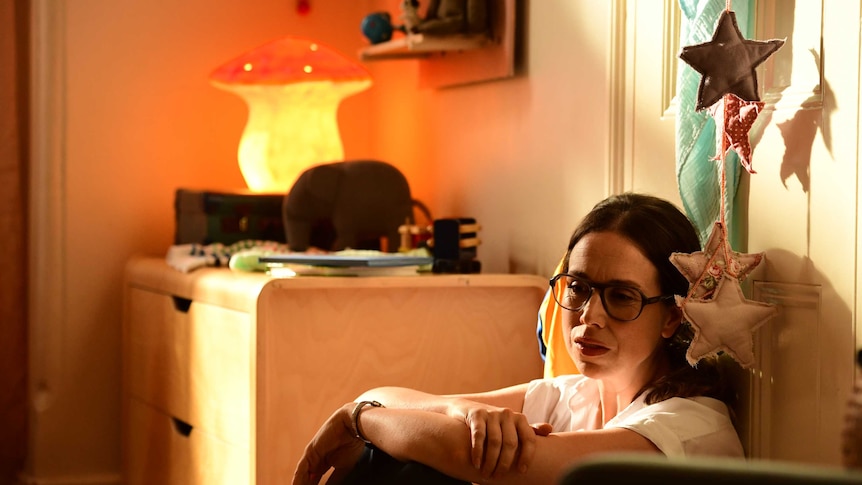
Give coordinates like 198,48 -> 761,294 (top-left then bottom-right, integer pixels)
171,416 -> 193,437
171,296 -> 192,313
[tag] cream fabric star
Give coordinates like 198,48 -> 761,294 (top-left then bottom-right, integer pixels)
679,277 -> 778,368
670,221 -> 764,299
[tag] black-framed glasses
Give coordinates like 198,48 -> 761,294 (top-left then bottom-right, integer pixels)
549,273 -> 673,322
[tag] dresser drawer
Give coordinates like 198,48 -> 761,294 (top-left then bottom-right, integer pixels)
125,287 -> 252,446
125,397 -> 251,485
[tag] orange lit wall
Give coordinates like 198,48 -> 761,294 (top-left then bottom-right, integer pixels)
27,1 -> 379,481
31,0 -> 616,481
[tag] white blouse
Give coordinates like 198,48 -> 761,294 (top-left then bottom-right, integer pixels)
522,374 -> 745,457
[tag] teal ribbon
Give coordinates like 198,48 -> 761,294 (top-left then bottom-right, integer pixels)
676,0 -> 751,248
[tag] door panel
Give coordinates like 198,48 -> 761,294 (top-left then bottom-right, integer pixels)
623,0 -> 857,465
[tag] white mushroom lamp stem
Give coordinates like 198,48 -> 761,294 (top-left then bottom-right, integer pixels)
210,37 -> 372,193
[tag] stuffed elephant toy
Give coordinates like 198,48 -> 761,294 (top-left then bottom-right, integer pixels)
283,160 -> 414,252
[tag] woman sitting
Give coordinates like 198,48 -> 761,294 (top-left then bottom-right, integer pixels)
293,193 -> 743,485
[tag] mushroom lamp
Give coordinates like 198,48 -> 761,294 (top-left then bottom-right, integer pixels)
210,37 -> 372,193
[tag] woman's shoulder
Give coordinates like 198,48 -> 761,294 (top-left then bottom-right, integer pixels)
611,395 -> 743,457
617,394 -> 734,424
650,395 -> 733,418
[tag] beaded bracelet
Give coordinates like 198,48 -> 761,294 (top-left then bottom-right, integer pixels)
351,400 -> 384,444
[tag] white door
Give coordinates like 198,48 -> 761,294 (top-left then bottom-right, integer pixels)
621,0 -> 859,465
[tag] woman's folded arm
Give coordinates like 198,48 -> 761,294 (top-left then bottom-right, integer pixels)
356,405 -> 660,484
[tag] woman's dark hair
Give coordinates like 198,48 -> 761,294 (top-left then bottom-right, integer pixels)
561,193 -> 736,408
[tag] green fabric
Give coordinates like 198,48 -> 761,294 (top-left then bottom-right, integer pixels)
676,0 -> 751,248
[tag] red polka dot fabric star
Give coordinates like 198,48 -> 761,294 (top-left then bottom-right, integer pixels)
709,94 -> 765,173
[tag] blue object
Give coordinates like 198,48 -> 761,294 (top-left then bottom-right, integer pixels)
537,309 -> 547,362
361,12 -> 394,44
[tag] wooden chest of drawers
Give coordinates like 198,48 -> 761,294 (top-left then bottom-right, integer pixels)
122,257 -> 547,484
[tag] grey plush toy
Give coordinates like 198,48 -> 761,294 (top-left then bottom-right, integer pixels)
414,0 -> 488,35
283,160 -> 414,252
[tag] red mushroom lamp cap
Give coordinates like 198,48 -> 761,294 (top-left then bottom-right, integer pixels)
209,36 -> 370,86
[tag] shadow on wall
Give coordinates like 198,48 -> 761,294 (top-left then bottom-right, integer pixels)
752,48 -> 832,194
777,50 -> 833,193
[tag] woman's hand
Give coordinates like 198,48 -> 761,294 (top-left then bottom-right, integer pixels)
449,401 -> 553,478
292,403 -> 366,485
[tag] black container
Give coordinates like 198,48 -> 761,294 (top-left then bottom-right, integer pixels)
174,189 -> 286,245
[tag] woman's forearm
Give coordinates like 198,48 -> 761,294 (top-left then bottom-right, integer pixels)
356,386 -> 465,416
356,407 -> 660,485
352,385 -> 538,481
356,405 -> 481,480
356,383 -> 530,417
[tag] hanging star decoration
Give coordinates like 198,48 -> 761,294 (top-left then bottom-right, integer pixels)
673,6 -> 784,368
709,94 -> 765,173
679,9 -> 784,111
678,275 -> 777,367
671,222 -> 776,367
671,221 -> 763,299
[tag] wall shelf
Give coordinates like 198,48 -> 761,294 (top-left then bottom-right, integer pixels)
357,0 -> 515,89
360,33 -> 491,61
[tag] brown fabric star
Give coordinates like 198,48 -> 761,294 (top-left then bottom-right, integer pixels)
710,94 -> 765,173
679,10 -> 784,111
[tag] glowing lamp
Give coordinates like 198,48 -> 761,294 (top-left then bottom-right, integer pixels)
210,37 -> 372,193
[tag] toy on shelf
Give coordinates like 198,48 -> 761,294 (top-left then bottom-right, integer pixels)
282,160 -> 413,252
398,219 -> 432,253
361,0 -> 489,45
399,0 -> 422,34
397,199 -> 434,253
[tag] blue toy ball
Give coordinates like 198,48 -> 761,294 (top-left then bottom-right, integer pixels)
361,12 -> 394,44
